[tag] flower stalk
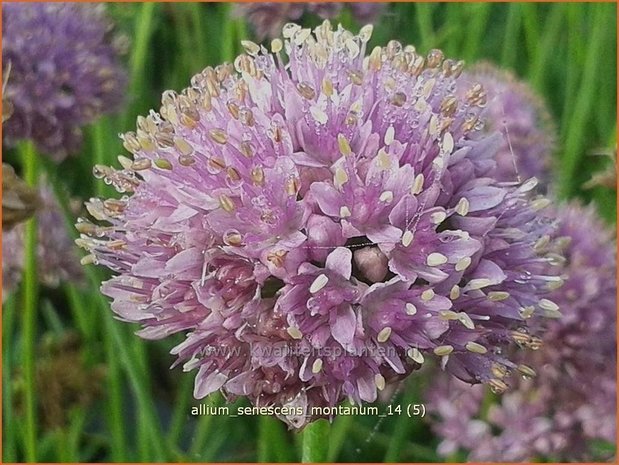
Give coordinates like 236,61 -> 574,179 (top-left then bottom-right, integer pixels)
302,419 -> 330,463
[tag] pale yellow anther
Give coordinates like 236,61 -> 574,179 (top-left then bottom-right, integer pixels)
377,327 -> 392,343
539,298 -> 559,312
517,364 -> 536,378
340,206 -> 352,218
411,173 -> 425,195
455,197 -> 470,216
519,306 -> 535,319
488,291 -> 510,302
433,345 -> 454,356
287,327 -> 303,340
466,278 -> 492,290
401,230 -> 414,247
377,149 -> 392,170
408,347 -> 424,364
312,359 -> 323,374
219,194 -> 235,212
421,289 -> 435,301
310,274 -> 329,294
154,158 -> 173,170
251,167 -> 265,186
240,40 -> 260,55
80,254 -> 97,266
334,167 -> 349,188
322,78 -> 334,97
379,191 -> 394,203
338,134 -> 352,156
455,257 -> 471,272
374,373 -> 386,391
405,303 -> 417,315
465,341 -> 487,354
442,132 -> 454,153
450,285 -> 460,300
427,252 -> 448,266
439,310 -> 459,321
208,128 -> 228,144
457,312 -> 475,330
271,38 -> 283,53
430,211 -> 447,224
531,197 -> 551,211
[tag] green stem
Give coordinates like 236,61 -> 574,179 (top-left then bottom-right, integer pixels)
20,140 -> 38,462
75,127 -> 128,459
301,419 -> 330,463
326,414 -> 353,462
2,296 -> 17,462
258,416 -> 293,462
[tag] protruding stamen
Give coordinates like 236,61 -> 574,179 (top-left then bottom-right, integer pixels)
465,341 -> 487,354
455,197 -> 469,216
337,134 -> 352,156
287,326 -> 303,340
427,252 -> 448,266
421,289 -> 434,301
408,347 -> 424,364
411,173 -> 424,195
219,194 -> 235,212
433,345 -> 454,356
401,230 -> 414,247
377,327 -> 392,343
488,291 -> 510,302
312,359 -> 323,374
208,128 -> 228,144
310,274 -> 329,294
455,257 -> 471,271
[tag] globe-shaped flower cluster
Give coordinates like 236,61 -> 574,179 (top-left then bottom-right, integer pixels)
425,203 -> 616,461
460,64 -> 556,184
77,22 -> 561,428
2,3 -> 127,159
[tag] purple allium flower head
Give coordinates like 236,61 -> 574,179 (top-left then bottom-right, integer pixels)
2,3 -> 127,160
460,63 -> 556,184
78,22 -> 562,428
3,179 -> 83,296
235,3 -> 385,40
425,202 -> 616,461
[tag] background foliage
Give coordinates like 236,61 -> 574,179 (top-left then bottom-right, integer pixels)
3,2 -> 617,462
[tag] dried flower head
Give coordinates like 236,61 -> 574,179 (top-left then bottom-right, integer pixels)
426,202 -> 616,461
2,163 -> 40,230
79,22 -> 561,428
2,3 -> 127,159
461,63 -> 556,184
3,179 -> 83,296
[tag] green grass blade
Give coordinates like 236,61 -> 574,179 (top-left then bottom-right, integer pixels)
19,140 -> 39,462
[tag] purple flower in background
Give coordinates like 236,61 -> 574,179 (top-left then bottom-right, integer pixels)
235,3 -> 385,40
2,3 -> 127,160
3,179 -> 83,297
425,202 -> 616,461
78,22 -> 561,428
460,63 -> 556,184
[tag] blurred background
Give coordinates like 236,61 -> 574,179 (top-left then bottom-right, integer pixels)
2,2 -> 616,462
